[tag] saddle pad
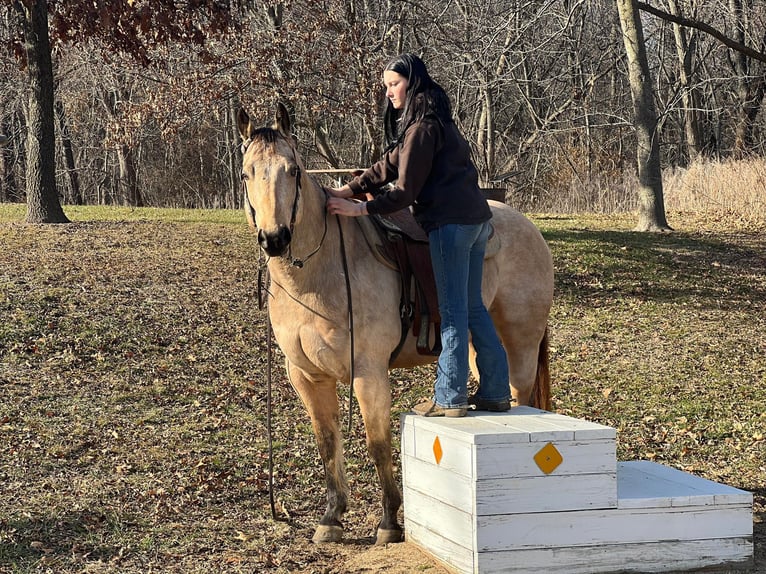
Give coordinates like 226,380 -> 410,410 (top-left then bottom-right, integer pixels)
355,213 -> 501,268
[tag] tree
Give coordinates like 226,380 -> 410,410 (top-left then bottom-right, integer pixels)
637,1 -> 766,156
4,0 -> 239,221
616,0 -> 671,232
14,0 -> 68,223
666,0 -> 704,162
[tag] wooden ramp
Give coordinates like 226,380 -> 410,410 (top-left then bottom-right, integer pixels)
401,407 -> 753,574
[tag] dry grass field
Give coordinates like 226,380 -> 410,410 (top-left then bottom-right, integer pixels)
0,202 -> 764,572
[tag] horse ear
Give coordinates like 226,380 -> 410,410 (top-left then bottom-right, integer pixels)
274,102 -> 292,137
237,108 -> 255,141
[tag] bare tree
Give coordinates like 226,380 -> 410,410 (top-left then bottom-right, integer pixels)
14,0 -> 68,223
667,0 -> 704,162
616,0 -> 671,231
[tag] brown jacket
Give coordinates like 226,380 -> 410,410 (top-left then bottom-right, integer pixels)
348,116 -> 491,233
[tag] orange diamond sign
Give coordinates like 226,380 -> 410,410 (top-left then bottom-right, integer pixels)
534,442 -> 563,474
433,436 -> 443,465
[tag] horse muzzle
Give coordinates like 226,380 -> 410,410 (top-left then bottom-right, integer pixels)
258,225 -> 292,257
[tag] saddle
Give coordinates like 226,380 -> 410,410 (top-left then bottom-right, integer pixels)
355,197 -> 501,364
369,208 -> 442,362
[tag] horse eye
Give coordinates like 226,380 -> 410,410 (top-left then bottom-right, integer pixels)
289,165 -> 299,178
241,172 -> 248,181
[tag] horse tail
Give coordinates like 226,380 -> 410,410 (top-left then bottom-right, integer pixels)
531,326 -> 551,411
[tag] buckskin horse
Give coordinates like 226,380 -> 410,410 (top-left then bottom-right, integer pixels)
238,104 -> 554,544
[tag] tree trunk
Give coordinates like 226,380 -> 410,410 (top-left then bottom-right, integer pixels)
55,99 -> 82,205
0,113 -> 20,203
667,0 -> 703,163
117,143 -> 142,207
729,0 -> 765,156
616,0 -> 671,232
16,0 -> 69,223
227,96 -> 241,210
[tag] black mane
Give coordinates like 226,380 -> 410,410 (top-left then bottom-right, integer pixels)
251,127 -> 280,144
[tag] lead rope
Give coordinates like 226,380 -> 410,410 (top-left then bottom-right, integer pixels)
335,214 -> 356,434
266,292 -> 277,520
258,257 -> 278,520
260,205 -> 357,520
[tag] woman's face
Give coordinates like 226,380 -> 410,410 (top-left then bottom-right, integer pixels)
383,70 -> 408,110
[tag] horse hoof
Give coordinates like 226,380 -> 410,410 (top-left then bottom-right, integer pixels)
375,527 -> 403,545
312,524 -> 343,543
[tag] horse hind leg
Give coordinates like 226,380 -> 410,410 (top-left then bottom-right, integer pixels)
473,310 -> 550,409
502,329 -> 549,408
287,363 -> 348,543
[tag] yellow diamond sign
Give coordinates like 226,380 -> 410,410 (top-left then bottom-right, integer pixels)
433,436 -> 443,465
534,442 -> 563,474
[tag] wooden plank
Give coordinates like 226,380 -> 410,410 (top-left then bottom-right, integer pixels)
405,422 -> 474,477
403,414 -> 534,446
404,488 -> 474,549
404,454 -> 616,515
475,505 -> 753,551
403,455 -> 474,514
618,460 -> 754,508
405,453 -> 617,514
474,439 -> 616,479
407,520 -> 753,574
405,520 -> 474,574
478,407 -> 616,442
474,472 -> 617,515
476,538 -> 754,574
402,410 -> 615,448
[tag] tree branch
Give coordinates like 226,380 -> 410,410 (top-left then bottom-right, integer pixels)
636,1 -> 766,64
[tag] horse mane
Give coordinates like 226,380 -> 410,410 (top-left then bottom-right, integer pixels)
250,127 -> 280,144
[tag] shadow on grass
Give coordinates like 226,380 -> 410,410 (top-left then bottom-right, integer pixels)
542,228 -> 766,311
0,510 -> 125,569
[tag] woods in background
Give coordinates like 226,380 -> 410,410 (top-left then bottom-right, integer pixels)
0,1 -> 764,223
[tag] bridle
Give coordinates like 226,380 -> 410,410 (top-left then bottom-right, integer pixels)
241,133 -> 357,521
241,137 -> 328,269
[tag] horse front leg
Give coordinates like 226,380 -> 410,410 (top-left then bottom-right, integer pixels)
354,373 -> 403,544
287,362 -> 348,543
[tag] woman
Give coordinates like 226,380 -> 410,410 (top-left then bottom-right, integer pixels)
326,53 -> 510,417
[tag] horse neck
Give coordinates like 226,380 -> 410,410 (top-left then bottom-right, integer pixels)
268,172 -> 340,287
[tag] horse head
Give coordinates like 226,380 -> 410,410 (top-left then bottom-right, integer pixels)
237,103 -> 302,258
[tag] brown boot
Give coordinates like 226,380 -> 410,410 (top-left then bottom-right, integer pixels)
411,399 -> 467,418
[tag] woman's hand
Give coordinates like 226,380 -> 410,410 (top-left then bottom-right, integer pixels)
327,197 -> 367,217
325,185 -> 353,198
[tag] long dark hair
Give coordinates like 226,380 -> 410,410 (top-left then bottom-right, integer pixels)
382,53 -> 452,150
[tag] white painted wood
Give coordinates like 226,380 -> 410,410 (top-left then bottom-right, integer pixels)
474,472 -> 617,514
408,523 -> 753,574
405,520 -> 475,573
404,487 -> 474,549
475,504 -> 752,551
403,454 -> 617,515
474,439 -> 616,479
475,538 -> 754,574
405,421 -> 475,477
401,412 -> 754,574
618,460 -> 754,508
401,412 -> 617,482
402,455 -> 474,514
402,408 -> 615,447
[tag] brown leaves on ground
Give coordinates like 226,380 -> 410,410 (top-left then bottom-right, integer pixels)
0,211 -> 764,572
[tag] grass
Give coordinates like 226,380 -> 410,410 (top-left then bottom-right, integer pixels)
664,158 -> 766,227
0,204 -> 764,572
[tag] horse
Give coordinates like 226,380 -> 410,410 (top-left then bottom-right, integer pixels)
238,104 -> 554,545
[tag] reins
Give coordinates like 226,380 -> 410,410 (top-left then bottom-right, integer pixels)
246,138 -> 357,518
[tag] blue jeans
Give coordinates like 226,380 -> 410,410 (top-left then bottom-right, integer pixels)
428,221 -> 510,408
